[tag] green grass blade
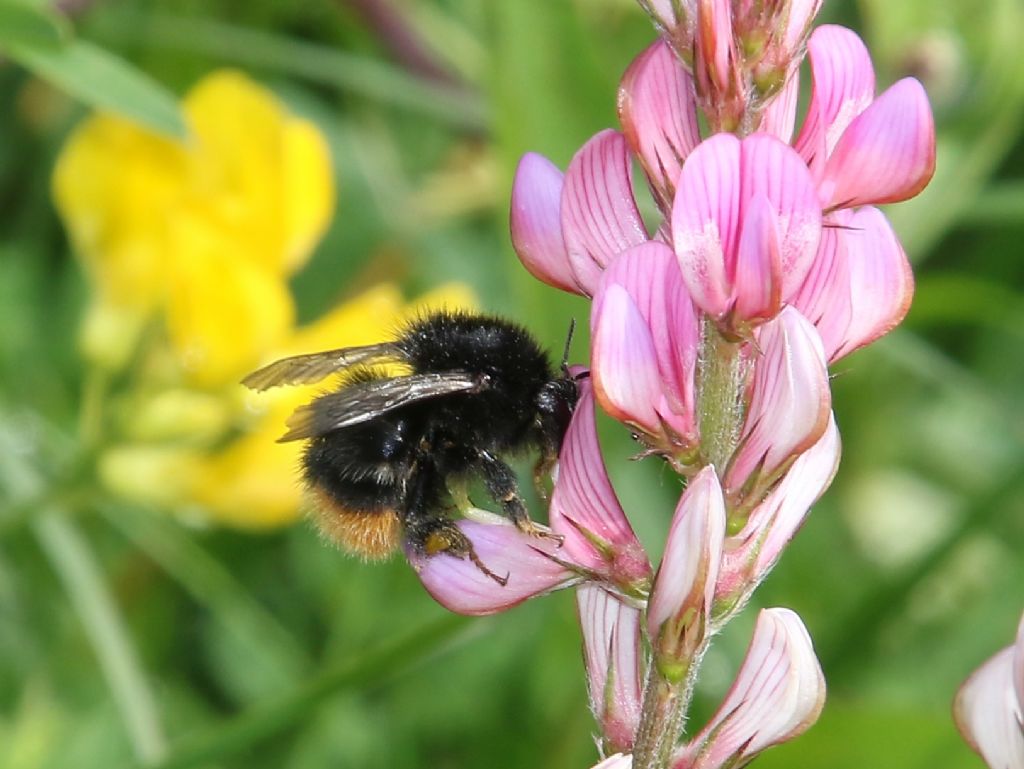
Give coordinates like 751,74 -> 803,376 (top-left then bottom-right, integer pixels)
33,509 -> 168,765
6,39 -> 186,137
91,12 -> 486,130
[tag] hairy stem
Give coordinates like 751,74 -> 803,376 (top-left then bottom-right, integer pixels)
632,642 -> 706,769
696,320 -> 747,473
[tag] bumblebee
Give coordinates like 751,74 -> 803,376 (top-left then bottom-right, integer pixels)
242,311 -> 579,584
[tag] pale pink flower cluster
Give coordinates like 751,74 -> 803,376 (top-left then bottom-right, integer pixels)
410,3 -> 935,768
954,612 -> 1024,769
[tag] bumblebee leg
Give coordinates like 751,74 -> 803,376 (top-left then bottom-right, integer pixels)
532,444 -> 558,502
403,460 -> 507,585
406,518 -> 508,586
478,451 -> 563,545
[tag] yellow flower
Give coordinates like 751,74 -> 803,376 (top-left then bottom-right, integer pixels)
54,70 -> 333,379
52,68 -> 477,528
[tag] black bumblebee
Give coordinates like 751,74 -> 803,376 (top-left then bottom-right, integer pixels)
242,311 -> 579,584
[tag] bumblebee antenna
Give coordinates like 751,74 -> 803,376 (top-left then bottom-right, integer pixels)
560,318 -> 576,375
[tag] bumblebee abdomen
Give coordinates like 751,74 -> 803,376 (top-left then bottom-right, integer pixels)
302,419 -> 416,559
308,487 -> 402,560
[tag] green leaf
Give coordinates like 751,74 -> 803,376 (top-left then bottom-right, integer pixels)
6,38 -> 186,138
0,0 -> 70,49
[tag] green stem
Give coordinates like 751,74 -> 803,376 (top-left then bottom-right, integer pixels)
632,645 -> 705,769
696,320 -> 747,472
33,509 -> 167,765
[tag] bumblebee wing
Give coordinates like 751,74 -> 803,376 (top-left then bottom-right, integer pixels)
278,371 -> 487,442
241,343 -> 403,391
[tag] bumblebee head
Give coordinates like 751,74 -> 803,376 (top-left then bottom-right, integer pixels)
536,372 -> 581,449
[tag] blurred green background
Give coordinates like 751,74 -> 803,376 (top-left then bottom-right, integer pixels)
1,0 -> 1022,767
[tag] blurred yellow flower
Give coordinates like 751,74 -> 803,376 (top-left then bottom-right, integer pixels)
53,69 -> 477,528
54,69 -> 333,379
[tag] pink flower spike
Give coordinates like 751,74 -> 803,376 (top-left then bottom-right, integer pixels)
561,130 -> 649,294
510,153 -> 581,294
647,467 -> 726,665
578,585 -> 644,753
618,40 -> 701,212
794,207 -> 914,362
679,608 -> 826,769
820,77 -> 937,210
726,307 -> 831,498
794,25 -> 876,179
953,615 -> 1024,769
409,520 -> 577,616
550,380 -> 651,590
672,133 -> 821,326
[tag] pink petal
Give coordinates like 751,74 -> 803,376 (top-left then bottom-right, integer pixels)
590,754 -> 634,769
510,153 -> 581,294
647,467 -> 726,655
782,0 -> 823,51
618,40 -> 701,211
672,133 -> 742,318
794,25 -> 876,178
578,585 -> 644,753
409,521 -> 576,615
821,78 -> 937,209
550,381 -> 651,587
732,192 -> 783,322
695,0 -> 734,93
1015,614 -> 1024,721
738,134 -> 822,301
595,242 -> 700,442
685,608 -> 825,768
954,645 -> 1024,769
591,283 -> 664,434
726,307 -> 831,495
562,130 -> 648,294
795,207 -> 914,361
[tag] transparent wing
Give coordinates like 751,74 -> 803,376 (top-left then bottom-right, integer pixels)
241,343 -> 402,391
278,371 -> 488,442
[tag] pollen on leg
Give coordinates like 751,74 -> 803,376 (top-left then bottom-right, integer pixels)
309,488 -> 402,560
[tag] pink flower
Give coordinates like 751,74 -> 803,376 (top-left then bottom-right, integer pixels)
791,206 -> 914,362
590,241 -> 700,457
767,24 -> 933,359
673,608 -> 826,769
782,25 -> 936,211
549,379 -> 653,593
510,131 -> 648,297
953,612 -> 1024,769
647,467 -> 726,667
579,585 -> 645,754
408,519 -> 579,616
671,133 -> 822,334
716,414 -> 840,613
618,39 -> 701,214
